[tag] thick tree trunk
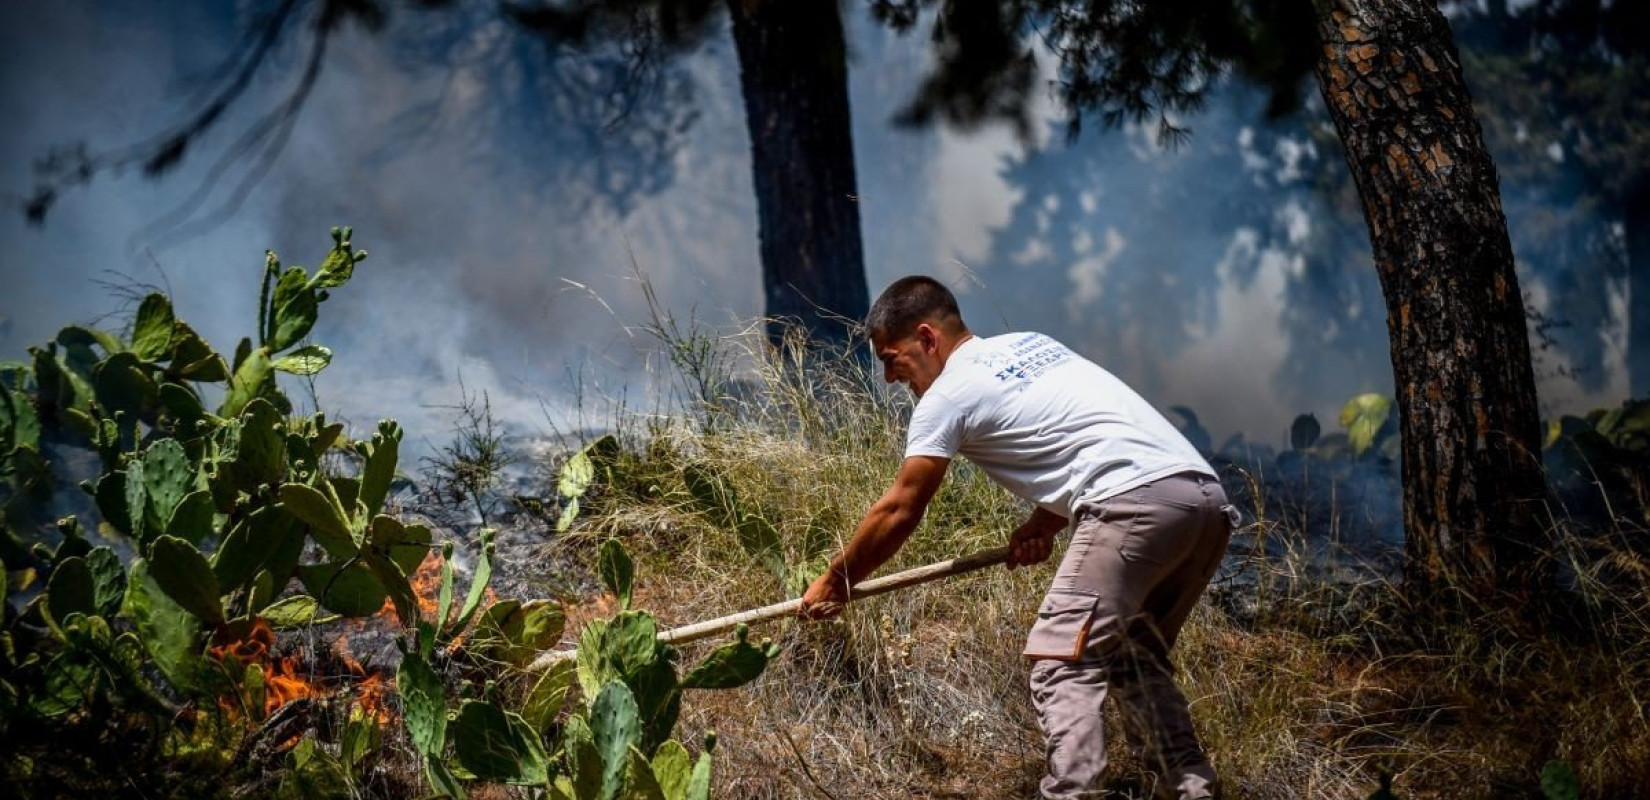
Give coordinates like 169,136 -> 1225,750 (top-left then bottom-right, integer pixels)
726,0 -> 869,347
1626,184 -> 1650,399
1313,0 -> 1552,605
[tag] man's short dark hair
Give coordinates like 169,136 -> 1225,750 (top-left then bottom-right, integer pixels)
867,276 -> 966,340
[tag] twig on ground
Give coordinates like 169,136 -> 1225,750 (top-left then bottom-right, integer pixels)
781,726 -> 842,800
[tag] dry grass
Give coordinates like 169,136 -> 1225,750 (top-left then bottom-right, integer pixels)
539,322 -> 1650,800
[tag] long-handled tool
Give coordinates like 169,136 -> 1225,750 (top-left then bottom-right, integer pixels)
527,545 -> 1010,672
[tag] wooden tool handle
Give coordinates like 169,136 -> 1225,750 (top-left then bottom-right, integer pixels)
528,545 -> 1010,672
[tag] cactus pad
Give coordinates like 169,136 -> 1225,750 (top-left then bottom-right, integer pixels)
356,419 -> 401,518
396,650 -> 447,759
591,681 -> 643,800
278,483 -> 355,559
650,740 -> 692,800
45,555 -> 96,625
451,699 -> 549,785
299,559 -> 387,617
85,545 -> 126,617
122,558 -> 203,690
597,538 -> 634,610
148,535 -> 224,624
679,625 -> 779,690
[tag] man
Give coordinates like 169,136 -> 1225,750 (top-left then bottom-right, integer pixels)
799,276 -> 1235,800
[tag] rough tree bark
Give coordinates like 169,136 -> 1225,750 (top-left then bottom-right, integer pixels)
726,0 -> 869,347
1313,0 -> 1552,604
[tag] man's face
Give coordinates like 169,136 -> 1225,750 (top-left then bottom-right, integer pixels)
873,324 -> 942,396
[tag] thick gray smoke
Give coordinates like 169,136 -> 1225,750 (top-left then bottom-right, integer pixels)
0,0 -> 1627,463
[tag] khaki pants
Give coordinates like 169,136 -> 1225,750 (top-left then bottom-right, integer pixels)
1024,472 -> 1234,800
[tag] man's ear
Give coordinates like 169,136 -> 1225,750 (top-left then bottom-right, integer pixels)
915,322 -> 939,352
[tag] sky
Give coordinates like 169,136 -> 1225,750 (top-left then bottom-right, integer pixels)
0,0 -> 1629,461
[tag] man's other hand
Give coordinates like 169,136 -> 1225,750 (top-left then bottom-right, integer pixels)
799,570 -> 851,620
1006,521 -> 1056,568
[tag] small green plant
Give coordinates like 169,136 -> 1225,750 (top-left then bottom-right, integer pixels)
556,434 -> 620,532
395,537 -> 777,799
1542,397 -> 1650,525
423,385 -> 515,528
554,537 -> 776,799
1540,760 -> 1580,800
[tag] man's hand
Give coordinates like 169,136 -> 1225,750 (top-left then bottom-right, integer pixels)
1006,508 -> 1065,568
799,570 -> 851,620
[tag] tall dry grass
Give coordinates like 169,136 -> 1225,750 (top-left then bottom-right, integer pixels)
540,318 -> 1650,799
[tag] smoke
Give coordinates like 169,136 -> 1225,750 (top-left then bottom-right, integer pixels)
0,0 -> 1632,471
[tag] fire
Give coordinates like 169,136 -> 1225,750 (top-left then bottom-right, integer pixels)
209,618 -> 275,665
207,614 -> 398,728
372,551 -> 498,628
375,552 -> 446,622
333,633 -> 394,723
206,547 -> 498,730
264,655 -> 327,714
355,672 -> 393,724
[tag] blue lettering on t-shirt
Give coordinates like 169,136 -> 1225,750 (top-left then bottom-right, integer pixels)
992,334 -> 1073,383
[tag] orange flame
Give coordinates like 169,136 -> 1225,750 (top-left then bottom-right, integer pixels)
333,633 -> 394,723
264,655 -> 327,714
208,618 -> 276,665
208,615 -> 400,727
371,551 -> 499,632
355,671 -> 393,724
375,552 -> 446,622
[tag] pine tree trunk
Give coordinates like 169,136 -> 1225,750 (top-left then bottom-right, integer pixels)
1312,0 -> 1552,605
726,0 -> 869,347
1626,184 -> 1650,399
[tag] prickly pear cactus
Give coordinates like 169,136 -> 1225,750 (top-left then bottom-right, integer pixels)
396,650 -> 446,760
166,489 -> 215,544
591,681 -> 643,800
130,294 -> 176,361
314,225 -> 366,289
91,471 -> 130,535
356,419 -> 401,518
556,434 -> 618,532
84,545 -> 125,617
443,529 -> 495,639
147,534 -> 224,625
93,352 -> 159,425
597,538 -> 634,610
270,345 -> 332,377
140,440 -> 195,537
679,624 -> 780,690
278,482 -> 356,559
649,740 -> 693,800
577,612 -> 661,700
688,732 -> 715,800
451,699 -> 549,785
122,557 -> 203,690
226,398 -> 288,493
523,659 -> 576,734
561,713 -> 603,800
298,559 -> 387,617
212,504 -> 302,593
44,555 -> 96,626
473,599 -> 566,666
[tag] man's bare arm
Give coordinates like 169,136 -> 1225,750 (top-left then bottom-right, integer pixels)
800,455 -> 950,618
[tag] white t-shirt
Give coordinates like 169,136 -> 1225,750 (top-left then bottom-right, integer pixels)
905,332 -> 1215,518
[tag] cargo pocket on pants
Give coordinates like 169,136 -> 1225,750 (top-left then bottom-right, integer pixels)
1023,593 -> 1100,661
